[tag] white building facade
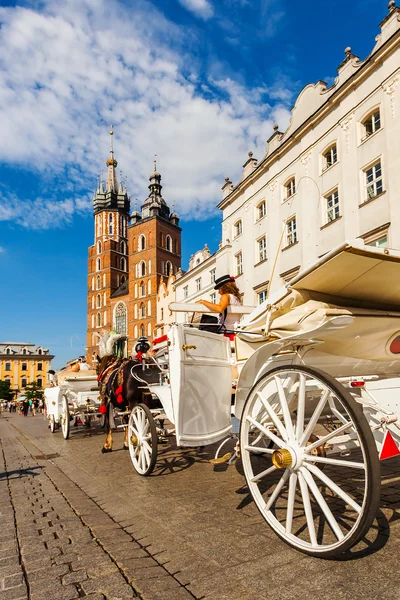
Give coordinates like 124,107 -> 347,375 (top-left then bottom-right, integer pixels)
216,5 -> 400,307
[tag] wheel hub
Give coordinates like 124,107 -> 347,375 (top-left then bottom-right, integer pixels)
130,434 -> 138,446
272,448 -> 293,469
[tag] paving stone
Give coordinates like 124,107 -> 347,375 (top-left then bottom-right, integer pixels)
62,569 -> 88,585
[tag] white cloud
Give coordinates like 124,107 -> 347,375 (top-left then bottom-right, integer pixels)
0,0 -> 292,227
177,0 -> 214,20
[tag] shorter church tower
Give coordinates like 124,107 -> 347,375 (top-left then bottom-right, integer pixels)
87,129 -> 130,359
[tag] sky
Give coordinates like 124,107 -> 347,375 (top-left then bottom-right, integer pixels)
0,0 -> 390,368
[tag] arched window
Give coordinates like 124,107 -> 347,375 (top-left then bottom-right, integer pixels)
96,258 -> 101,271
140,281 -> 145,297
121,257 -> 126,272
139,303 -> 146,318
91,296 -> 95,309
97,240 -> 102,254
91,277 -> 95,291
140,261 -> 146,277
108,213 -> 113,235
140,324 -> 145,337
96,312 -> 101,327
139,235 -> 146,251
96,294 -> 101,308
98,216 -> 103,236
97,275 -> 101,290
22,348 -> 27,355
166,235 -> 172,251
120,240 -> 127,255
114,302 -> 127,335
165,261 -> 172,276
5,348 -> 11,355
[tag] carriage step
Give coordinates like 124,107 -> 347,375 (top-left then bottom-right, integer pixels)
209,452 -> 233,465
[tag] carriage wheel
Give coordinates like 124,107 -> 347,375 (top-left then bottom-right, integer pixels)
240,365 -> 380,558
128,404 -> 157,476
61,396 -> 70,440
99,413 -> 106,429
49,415 -> 56,433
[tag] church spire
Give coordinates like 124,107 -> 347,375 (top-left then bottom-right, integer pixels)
105,126 -> 118,193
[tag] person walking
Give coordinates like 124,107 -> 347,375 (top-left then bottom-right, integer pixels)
22,398 -> 29,417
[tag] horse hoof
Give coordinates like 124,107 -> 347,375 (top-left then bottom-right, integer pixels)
101,447 -> 112,454
122,445 -> 129,450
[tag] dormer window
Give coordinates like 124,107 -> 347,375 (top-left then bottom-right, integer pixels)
22,348 -> 27,355
322,144 -> 337,171
284,177 -> 296,200
362,110 -> 381,141
5,348 -> 11,355
234,220 -> 242,238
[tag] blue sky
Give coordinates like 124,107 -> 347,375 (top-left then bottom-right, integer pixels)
0,0 -> 389,368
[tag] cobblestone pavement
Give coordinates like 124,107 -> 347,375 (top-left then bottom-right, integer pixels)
1,412 -> 400,600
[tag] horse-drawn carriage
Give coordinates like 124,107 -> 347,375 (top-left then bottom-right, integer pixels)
44,372 -> 100,438
97,239 -> 400,557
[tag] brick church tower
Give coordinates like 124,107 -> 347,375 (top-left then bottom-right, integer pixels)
87,134 -> 181,359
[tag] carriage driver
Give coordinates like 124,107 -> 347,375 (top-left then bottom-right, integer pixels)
71,356 -> 91,372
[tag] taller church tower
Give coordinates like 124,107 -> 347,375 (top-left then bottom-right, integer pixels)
87,129 -> 130,357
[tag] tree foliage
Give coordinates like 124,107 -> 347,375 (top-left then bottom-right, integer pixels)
23,382 -> 43,401
0,380 -> 13,401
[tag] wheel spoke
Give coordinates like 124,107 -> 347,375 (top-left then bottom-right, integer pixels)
303,454 -> 365,470
265,470 -> 290,511
298,471 -> 318,546
256,391 -> 288,442
274,376 -> 295,442
286,472 -> 298,535
299,389 -> 329,446
304,463 -> 362,513
304,421 -> 354,454
244,445 -> 274,455
301,467 -> 344,541
246,416 -> 285,448
250,464 -> 277,483
143,440 -> 153,456
295,374 -> 306,441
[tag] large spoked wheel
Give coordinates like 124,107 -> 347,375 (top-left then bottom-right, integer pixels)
49,415 -> 56,433
61,396 -> 70,440
128,404 -> 157,476
240,365 -> 380,558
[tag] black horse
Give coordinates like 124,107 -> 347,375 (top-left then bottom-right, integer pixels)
96,346 -> 162,453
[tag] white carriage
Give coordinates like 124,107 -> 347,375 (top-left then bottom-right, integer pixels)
45,372 -> 100,439
127,239 -> 400,557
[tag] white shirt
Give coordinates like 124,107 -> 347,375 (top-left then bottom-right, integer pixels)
219,294 -> 242,330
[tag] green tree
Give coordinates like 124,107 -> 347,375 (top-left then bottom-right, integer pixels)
0,380 -> 13,401
23,382 -> 43,402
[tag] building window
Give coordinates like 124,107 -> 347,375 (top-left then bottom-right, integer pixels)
362,109 -> 381,141
322,144 -> 337,171
257,236 -> 267,262
183,286 -> 188,299
166,235 -> 172,251
210,292 -> 216,303
121,257 -> 126,272
165,261 -> 172,276
258,290 -> 268,304
139,235 -> 146,251
37,362 -> 43,371
96,312 -> 101,327
96,275 -> 101,290
120,240 -> 127,254
22,348 -> 27,355
325,189 -> 340,222
362,225 -> 389,248
5,348 -> 11,355
196,278 -> 201,292
139,261 -> 146,277
284,177 -> 296,200
108,213 -> 113,235
96,294 -> 101,308
286,216 -> 297,246
37,378 -> 43,387
210,269 -> 216,283
97,241 -> 102,254
140,324 -> 145,337
96,258 -> 101,271
256,200 -> 266,221
21,362 -> 27,371
364,161 -> 383,200
235,252 -> 243,276
140,281 -> 145,297
140,303 -> 146,318
21,379 -> 27,388
5,362 -> 11,372
37,348 -> 43,355
114,302 -> 127,335
234,219 -> 242,238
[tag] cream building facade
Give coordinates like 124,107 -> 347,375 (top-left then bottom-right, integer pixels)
0,343 -> 54,395
216,4 -> 400,307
